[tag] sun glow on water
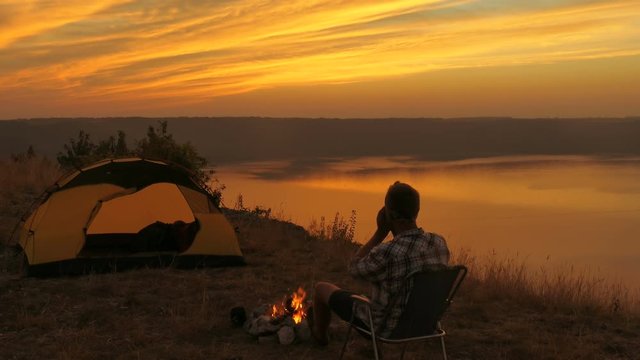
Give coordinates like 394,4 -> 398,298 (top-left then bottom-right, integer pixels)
216,156 -> 640,286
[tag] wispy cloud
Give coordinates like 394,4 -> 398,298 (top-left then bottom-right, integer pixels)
0,0 -> 639,114
0,0 -> 133,48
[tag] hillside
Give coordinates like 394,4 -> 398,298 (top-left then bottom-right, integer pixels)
2,211 -> 640,359
1,158 -> 639,359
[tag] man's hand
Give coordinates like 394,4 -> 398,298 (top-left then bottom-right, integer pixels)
353,207 -> 390,260
375,206 -> 390,237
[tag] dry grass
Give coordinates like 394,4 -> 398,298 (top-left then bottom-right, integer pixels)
453,249 -> 640,315
0,156 -> 60,246
307,210 -> 357,244
1,158 -> 639,359
1,156 -> 61,274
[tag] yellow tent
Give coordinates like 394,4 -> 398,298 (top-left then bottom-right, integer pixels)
18,158 -> 243,275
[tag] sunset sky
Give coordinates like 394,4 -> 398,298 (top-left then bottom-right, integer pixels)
1,0 -> 639,119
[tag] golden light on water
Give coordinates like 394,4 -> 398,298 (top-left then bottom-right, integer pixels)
271,156 -> 640,213
216,157 -> 640,286
219,156 -> 640,215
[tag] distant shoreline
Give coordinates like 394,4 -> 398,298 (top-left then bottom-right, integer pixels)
2,117 -> 640,165
2,116 -> 640,121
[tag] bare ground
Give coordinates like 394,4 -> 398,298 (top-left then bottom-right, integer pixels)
1,157 -> 639,359
1,211 -> 639,360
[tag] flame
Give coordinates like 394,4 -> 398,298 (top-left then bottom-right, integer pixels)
290,287 -> 307,324
270,287 -> 307,324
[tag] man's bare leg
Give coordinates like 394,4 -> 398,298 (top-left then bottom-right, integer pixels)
311,281 -> 340,345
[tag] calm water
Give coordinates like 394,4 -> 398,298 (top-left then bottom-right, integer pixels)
213,156 -> 640,288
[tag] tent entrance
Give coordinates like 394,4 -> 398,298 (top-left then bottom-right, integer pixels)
82,183 -> 197,256
81,223 -> 198,257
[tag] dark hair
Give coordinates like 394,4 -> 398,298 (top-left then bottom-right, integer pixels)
385,181 -> 420,220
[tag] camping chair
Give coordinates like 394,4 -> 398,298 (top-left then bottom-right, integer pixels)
339,265 -> 467,360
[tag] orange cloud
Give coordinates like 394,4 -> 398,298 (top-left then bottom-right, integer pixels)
0,0 -> 130,47
0,0 -> 639,116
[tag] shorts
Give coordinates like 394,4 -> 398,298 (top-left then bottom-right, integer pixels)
328,289 -> 369,329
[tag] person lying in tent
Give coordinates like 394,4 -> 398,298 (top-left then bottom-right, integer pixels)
309,181 -> 450,345
131,220 -> 199,253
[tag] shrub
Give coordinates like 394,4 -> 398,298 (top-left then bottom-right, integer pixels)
55,121 -> 222,204
135,121 -> 207,182
308,210 -> 357,243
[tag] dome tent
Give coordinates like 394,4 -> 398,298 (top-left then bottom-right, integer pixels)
16,157 -> 244,275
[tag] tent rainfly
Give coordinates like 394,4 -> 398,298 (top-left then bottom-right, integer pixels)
16,158 -> 244,275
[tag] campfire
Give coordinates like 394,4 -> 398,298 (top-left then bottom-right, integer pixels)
270,287 -> 308,324
236,287 -> 312,345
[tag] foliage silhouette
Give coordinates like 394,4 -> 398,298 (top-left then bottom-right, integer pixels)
56,121 -> 222,204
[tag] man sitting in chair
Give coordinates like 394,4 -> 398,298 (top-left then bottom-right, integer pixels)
310,181 -> 450,345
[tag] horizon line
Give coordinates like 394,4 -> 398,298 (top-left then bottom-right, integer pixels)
3,115 -> 640,122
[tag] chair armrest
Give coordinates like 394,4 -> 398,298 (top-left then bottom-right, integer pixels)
350,294 -> 371,304
348,294 -> 375,335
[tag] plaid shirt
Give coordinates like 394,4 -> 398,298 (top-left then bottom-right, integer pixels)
348,228 -> 450,337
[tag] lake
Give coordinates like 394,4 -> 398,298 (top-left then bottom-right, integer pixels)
213,156 -> 640,288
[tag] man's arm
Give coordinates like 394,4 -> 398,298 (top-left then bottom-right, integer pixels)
353,207 -> 389,260
348,207 -> 390,281
353,229 -> 387,260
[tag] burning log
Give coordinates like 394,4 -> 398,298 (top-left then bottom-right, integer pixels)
270,287 -> 307,324
239,287 -> 311,345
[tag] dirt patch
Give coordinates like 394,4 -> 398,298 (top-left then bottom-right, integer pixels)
1,213 -> 639,359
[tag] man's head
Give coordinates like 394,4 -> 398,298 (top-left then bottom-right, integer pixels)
384,181 -> 420,221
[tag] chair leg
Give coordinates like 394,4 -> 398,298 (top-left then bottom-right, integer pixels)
440,336 -> 447,360
339,324 -> 354,360
371,336 -> 380,360
365,307 -> 380,360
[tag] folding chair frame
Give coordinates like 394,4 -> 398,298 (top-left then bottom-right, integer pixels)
339,266 -> 467,360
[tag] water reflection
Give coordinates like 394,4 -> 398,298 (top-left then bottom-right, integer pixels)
214,156 -> 640,287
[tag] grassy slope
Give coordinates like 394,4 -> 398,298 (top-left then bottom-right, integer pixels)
1,159 -> 639,359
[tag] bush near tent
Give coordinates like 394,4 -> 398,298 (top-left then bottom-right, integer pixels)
14,157 -> 244,276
